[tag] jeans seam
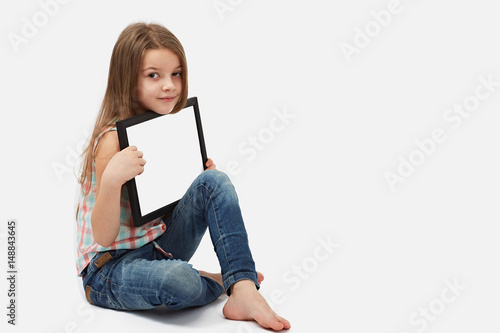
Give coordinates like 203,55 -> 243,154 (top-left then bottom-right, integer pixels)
174,181 -> 232,278
208,189 -> 231,278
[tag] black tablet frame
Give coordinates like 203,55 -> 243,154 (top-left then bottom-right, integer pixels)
116,97 -> 207,227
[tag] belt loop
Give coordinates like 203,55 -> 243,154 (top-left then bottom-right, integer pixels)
95,252 -> 113,269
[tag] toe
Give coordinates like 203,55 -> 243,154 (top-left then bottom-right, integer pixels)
280,317 -> 291,330
272,314 -> 291,331
259,311 -> 291,331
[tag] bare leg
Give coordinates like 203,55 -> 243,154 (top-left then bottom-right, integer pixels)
223,280 -> 291,331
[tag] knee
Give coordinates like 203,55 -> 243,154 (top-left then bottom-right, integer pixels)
196,170 -> 232,190
191,170 -> 239,204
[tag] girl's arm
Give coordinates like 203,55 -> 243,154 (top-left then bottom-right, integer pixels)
91,131 -> 146,247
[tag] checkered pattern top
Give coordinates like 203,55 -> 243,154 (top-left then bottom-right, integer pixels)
75,126 -> 166,276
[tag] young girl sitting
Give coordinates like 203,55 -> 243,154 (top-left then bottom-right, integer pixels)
75,22 -> 290,331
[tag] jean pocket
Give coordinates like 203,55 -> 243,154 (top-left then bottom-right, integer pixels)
84,284 -> 119,309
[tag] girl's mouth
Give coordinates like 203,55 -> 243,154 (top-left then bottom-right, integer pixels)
158,96 -> 176,102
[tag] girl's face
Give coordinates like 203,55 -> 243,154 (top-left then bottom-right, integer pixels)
136,48 -> 183,115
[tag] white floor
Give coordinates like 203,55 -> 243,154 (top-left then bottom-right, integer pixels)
2,1 -> 500,332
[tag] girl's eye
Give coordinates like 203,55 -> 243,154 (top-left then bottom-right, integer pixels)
172,72 -> 182,77
148,73 -> 159,79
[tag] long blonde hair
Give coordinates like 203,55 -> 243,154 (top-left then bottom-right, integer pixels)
77,22 -> 188,195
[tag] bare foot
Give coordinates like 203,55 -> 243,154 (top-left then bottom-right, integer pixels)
223,280 -> 291,331
199,271 -> 265,291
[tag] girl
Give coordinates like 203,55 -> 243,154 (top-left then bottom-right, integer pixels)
75,22 -> 290,331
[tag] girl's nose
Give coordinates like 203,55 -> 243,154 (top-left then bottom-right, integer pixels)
162,77 -> 175,91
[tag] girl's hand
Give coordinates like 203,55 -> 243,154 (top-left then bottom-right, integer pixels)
104,146 -> 146,186
205,158 -> 216,171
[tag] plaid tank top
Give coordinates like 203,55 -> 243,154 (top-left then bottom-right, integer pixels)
75,126 -> 166,276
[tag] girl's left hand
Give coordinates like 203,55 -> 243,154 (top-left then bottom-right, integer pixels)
205,158 -> 217,170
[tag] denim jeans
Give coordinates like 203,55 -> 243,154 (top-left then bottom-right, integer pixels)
82,170 -> 259,310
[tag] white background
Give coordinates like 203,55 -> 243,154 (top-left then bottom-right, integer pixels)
1,0 -> 499,332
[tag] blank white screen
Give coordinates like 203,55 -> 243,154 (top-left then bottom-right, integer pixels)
125,106 -> 203,216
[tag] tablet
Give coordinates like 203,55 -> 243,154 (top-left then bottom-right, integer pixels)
116,97 -> 207,227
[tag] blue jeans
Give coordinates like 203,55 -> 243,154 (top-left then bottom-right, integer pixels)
82,170 -> 259,310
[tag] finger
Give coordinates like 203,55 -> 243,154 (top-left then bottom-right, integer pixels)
127,145 -> 137,151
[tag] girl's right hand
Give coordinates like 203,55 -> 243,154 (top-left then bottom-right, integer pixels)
103,146 -> 146,186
